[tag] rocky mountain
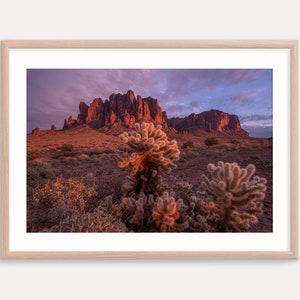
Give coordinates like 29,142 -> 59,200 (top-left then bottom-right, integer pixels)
61,90 -> 248,137
63,90 -> 167,130
168,110 -> 249,137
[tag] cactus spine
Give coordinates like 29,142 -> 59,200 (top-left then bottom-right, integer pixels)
152,192 -> 188,232
201,161 -> 266,232
118,122 -> 180,196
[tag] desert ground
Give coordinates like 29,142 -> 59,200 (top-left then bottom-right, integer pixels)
27,125 -> 272,232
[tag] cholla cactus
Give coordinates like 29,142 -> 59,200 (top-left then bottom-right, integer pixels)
201,161 -> 266,232
152,191 -> 188,232
174,181 -> 194,202
116,193 -> 156,232
118,122 -> 180,195
179,195 -> 213,232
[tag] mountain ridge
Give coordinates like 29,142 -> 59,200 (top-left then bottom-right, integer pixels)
168,109 -> 249,137
62,90 -> 168,130
32,90 -> 249,138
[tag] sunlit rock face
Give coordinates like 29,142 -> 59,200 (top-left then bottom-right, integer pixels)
64,90 -> 167,130
168,110 -> 249,137
62,90 -> 248,137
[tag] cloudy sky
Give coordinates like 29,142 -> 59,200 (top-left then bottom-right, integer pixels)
27,69 -> 272,137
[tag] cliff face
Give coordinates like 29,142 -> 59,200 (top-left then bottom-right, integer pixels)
63,90 -> 167,129
62,91 -> 248,137
168,110 -> 249,137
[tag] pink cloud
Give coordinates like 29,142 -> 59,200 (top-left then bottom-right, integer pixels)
232,88 -> 265,102
228,70 -> 259,83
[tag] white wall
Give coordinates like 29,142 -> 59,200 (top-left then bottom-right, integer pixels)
0,1 -> 299,299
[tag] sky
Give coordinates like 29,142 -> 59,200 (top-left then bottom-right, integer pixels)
27,69 -> 272,137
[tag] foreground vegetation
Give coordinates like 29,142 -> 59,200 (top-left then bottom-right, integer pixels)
27,123 -> 272,232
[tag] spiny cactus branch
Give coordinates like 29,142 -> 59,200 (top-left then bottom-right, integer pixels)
201,161 -> 267,232
152,191 -> 188,232
118,122 -> 180,196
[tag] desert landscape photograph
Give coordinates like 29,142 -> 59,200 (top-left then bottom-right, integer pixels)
26,69 -> 273,233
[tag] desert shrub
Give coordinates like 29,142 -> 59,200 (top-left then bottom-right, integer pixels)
104,149 -> 114,154
50,206 -> 127,232
204,137 -> 219,146
63,169 -> 81,178
27,161 -> 56,187
28,177 -> 98,231
33,178 -> 96,211
183,141 -> 194,148
88,149 -> 104,156
62,143 -> 74,156
50,159 -> 60,168
77,154 -> 90,161
62,151 -> 74,157
257,160 -> 272,169
181,148 -> 198,159
27,150 -> 41,161
231,139 -> 240,145
62,143 -> 74,152
96,176 -> 123,200
92,157 -> 104,166
178,157 -> 185,163
201,161 -> 266,232
59,156 -> 78,164
173,182 -> 194,202
95,168 -> 103,177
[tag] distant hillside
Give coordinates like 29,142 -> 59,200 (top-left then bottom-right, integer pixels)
31,90 -> 249,138
168,110 -> 249,138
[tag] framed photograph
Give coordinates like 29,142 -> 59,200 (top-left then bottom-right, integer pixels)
1,40 -> 298,259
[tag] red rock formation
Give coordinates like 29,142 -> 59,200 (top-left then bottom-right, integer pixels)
32,128 -> 41,135
63,116 -> 78,129
68,116 -> 75,127
86,98 -> 105,123
63,90 -> 167,130
110,111 -> 117,124
77,102 -> 89,124
61,91 -> 247,137
168,110 -> 249,137
50,124 -> 56,131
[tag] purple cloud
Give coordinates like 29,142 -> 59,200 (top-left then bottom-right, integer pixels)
230,89 -> 265,102
27,69 -> 272,137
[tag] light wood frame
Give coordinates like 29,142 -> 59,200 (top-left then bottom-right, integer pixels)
1,40 -> 298,260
